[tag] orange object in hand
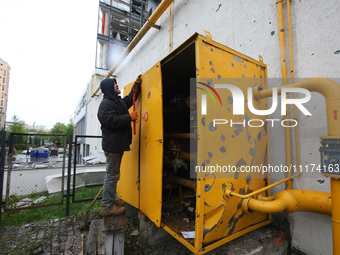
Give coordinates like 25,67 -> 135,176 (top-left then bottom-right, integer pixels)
130,111 -> 138,121
135,74 -> 142,85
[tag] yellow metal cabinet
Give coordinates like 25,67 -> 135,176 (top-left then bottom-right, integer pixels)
119,33 -> 270,254
117,81 -> 142,209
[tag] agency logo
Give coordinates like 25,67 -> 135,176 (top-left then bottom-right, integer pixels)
197,82 -> 312,127
197,82 -> 222,113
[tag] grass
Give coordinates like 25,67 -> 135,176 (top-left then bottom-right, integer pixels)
1,186 -> 103,227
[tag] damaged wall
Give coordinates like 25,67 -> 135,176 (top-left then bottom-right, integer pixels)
82,0 -> 340,254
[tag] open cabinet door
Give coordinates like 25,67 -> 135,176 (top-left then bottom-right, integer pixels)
118,82 -> 142,209
139,62 -> 163,227
195,34 -> 270,247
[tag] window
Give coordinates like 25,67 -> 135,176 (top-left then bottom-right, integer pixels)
3,70 -> 5,76
1,93 -> 3,98
2,78 -> 4,83
1,100 -> 3,106
2,85 -> 4,91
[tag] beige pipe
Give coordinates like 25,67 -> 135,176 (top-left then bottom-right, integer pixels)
90,73 -> 107,95
92,0 -> 174,97
104,11 -> 109,36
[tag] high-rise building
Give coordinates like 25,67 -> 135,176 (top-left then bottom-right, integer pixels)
0,58 -> 10,130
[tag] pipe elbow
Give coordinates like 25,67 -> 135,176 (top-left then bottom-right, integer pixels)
242,195 -> 290,214
290,77 -> 340,99
274,191 -> 298,213
242,190 -> 332,215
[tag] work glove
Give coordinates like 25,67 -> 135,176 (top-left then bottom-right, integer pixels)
129,111 -> 138,121
135,75 -> 142,86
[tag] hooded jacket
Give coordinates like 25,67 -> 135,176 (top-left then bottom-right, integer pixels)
97,78 -> 141,152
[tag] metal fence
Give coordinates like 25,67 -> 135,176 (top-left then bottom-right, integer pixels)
72,135 -> 104,203
2,133 -> 68,212
0,131 -> 6,225
0,132 -> 105,226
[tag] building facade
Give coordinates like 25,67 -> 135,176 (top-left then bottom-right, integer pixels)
74,1 -> 340,254
73,0 -> 154,161
96,0 -> 150,70
0,58 -> 10,130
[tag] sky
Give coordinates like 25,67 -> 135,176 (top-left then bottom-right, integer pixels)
0,0 -> 99,129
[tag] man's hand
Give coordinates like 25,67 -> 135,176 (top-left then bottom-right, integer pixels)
129,111 -> 138,121
135,75 -> 142,85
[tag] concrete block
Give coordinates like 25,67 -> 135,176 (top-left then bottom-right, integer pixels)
138,211 -> 172,247
149,228 -> 172,247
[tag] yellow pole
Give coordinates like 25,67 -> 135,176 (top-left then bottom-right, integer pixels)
287,0 -> 301,182
277,0 -> 288,81
277,0 -> 293,189
331,178 -> 340,255
287,0 -> 294,82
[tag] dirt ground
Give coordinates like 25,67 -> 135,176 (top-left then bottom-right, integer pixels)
0,209 -> 294,255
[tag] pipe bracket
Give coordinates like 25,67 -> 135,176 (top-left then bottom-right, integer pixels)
147,21 -> 161,30
224,189 -> 233,197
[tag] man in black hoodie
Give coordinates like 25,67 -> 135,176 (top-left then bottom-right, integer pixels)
97,75 -> 141,216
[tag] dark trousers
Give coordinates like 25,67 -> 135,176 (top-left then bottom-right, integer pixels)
101,151 -> 124,212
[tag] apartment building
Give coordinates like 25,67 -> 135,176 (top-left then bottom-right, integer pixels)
0,58 -> 10,130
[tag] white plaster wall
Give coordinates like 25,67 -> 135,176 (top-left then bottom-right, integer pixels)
85,75 -> 105,137
86,95 -> 103,136
283,1 -> 339,254
83,0 -> 340,254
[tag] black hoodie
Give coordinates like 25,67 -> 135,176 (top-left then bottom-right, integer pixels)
97,78 -> 141,152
